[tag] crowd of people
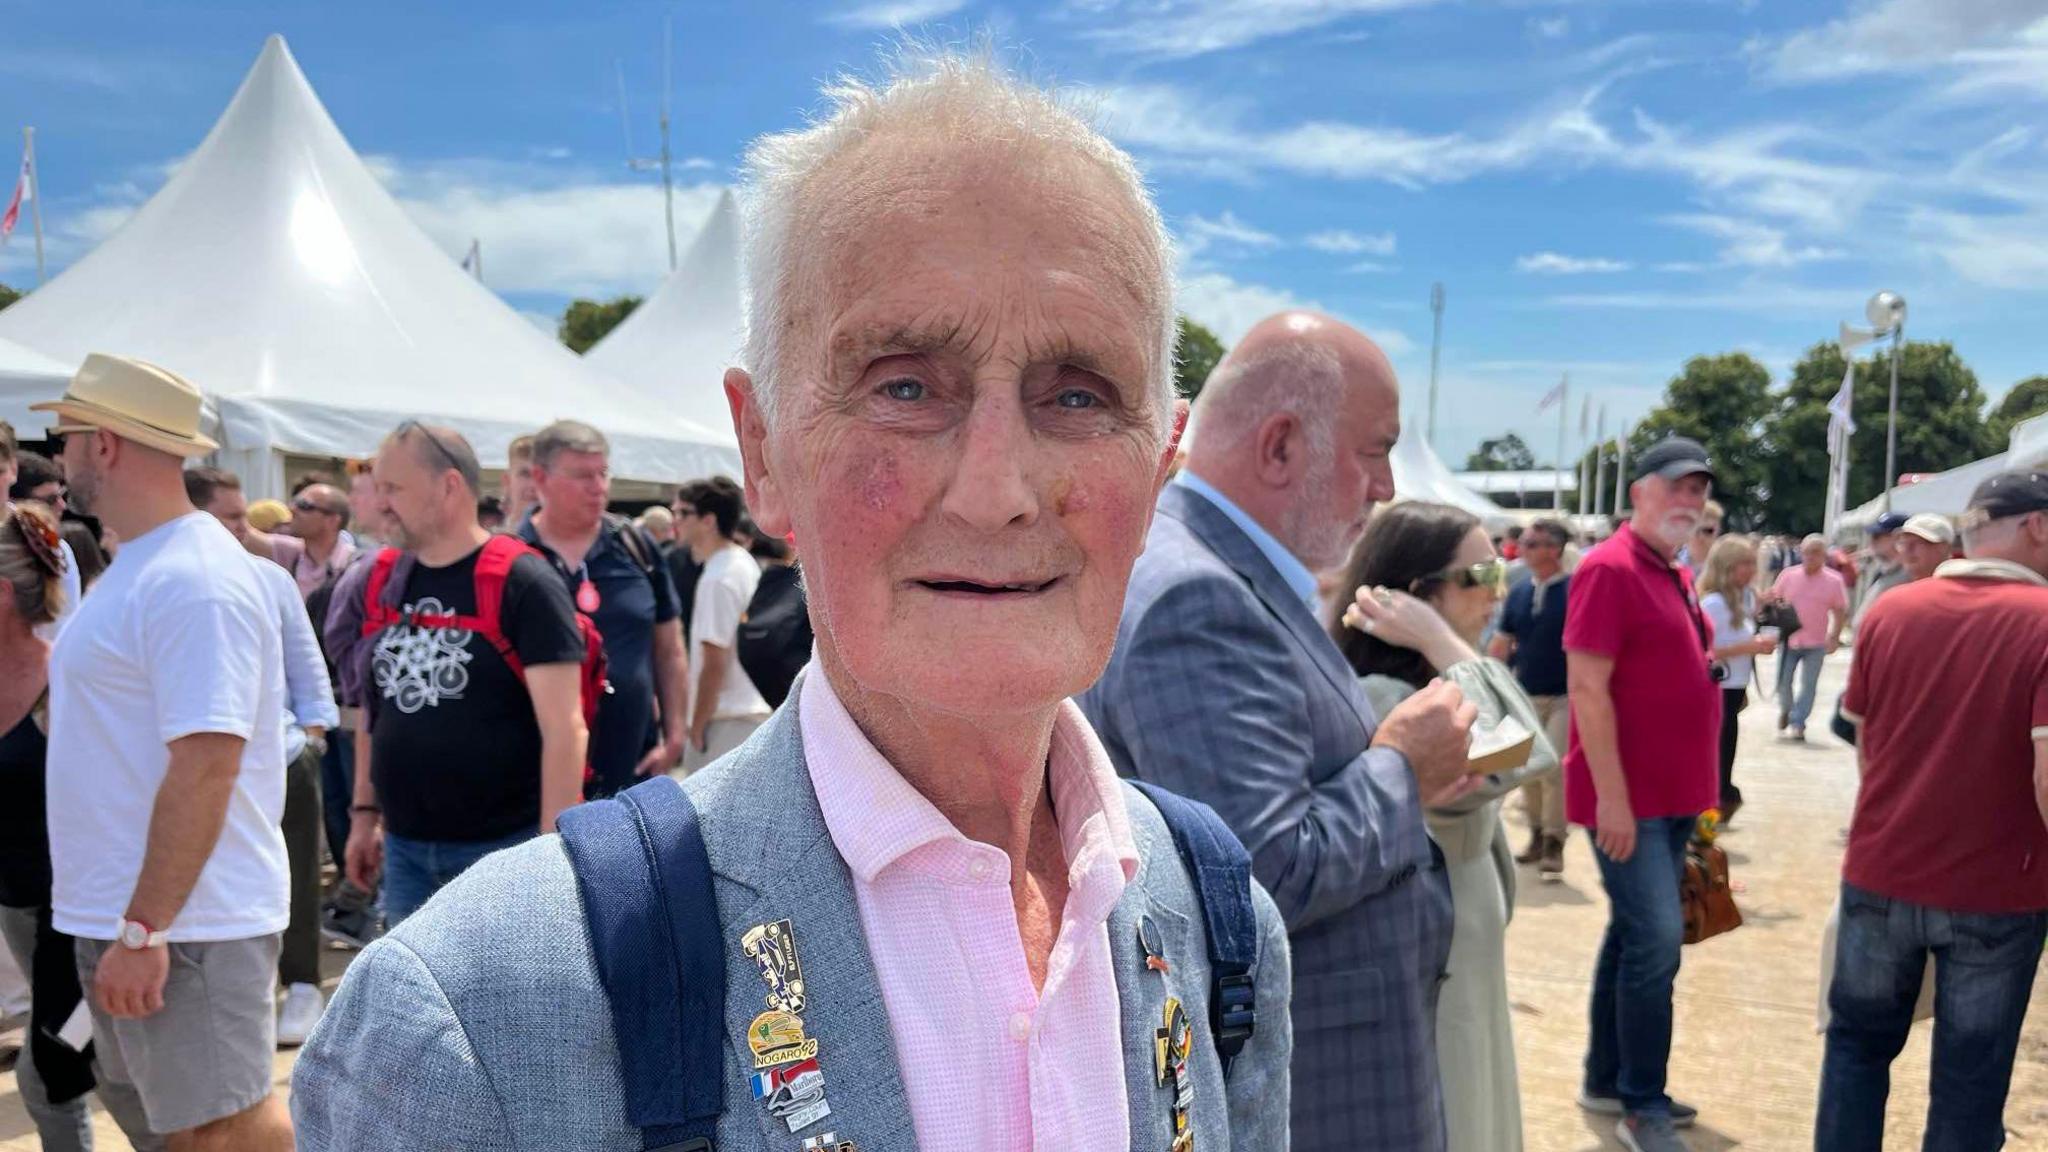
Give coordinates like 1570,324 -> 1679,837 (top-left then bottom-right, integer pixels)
0,44 -> 2042,1152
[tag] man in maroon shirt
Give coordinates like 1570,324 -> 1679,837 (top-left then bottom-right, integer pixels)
1817,469 -> 2048,1151
1563,436 -> 1723,1152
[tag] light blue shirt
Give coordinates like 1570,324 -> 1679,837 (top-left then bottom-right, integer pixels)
1174,472 -> 1321,610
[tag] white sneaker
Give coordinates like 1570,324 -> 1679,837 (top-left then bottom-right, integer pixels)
277,982 -> 325,1048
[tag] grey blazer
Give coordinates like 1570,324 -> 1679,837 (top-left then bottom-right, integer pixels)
291,692 -> 1293,1151
1079,483 -> 1455,1152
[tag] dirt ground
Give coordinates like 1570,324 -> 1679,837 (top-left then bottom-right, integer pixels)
4,655 -> 2044,1150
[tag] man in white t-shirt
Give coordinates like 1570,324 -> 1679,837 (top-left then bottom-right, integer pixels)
675,475 -> 771,772
32,355 -> 295,1150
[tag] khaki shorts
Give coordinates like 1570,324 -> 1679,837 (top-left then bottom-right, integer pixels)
76,934 -> 281,1134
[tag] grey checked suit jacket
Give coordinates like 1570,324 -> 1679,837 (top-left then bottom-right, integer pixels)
291,688 -> 1293,1151
1079,483 -> 1455,1152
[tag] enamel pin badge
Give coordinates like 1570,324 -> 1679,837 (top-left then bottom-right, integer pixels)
742,918 -> 840,1137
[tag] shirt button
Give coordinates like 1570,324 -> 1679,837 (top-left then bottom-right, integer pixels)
968,858 -> 991,881
1009,1011 -> 1032,1041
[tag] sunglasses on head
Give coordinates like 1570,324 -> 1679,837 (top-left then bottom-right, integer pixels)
396,420 -> 465,477
1414,557 -> 1509,596
292,497 -> 335,514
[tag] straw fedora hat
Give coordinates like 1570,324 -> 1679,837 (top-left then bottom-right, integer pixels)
31,353 -> 218,457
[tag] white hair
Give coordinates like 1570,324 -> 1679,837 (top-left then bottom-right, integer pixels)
1188,342 -> 1345,472
736,44 -> 1177,440
1801,533 -> 1827,551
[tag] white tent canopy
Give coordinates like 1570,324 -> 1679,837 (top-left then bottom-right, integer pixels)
0,336 -> 74,438
1839,411 -> 2048,533
1391,430 -> 1514,528
0,36 -> 737,498
583,189 -> 743,447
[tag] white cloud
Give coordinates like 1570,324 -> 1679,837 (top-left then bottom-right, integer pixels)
1912,206 -> 2048,288
1536,284 -> 1863,313
377,160 -> 728,297
1530,16 -> 1570,40
825,0 -> 967,29
1175,269 -> 1413,355
1178,210 -> 1282,253
1765,0 -> 2048,81
1305,229 -> 1397,256
1345,260 -> 1397,274
1516,252 -> 1633,274
1071,0 -> 1437,60
1659,213 -> 1843,268
680,157 -> 719,171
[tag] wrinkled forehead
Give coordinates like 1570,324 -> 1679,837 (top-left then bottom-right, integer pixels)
786,135 -> 1166,381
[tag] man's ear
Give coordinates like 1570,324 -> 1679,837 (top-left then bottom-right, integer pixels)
1252,412 -> 1303,489
1152,400 -> 1190,491
727,368 -> 789,539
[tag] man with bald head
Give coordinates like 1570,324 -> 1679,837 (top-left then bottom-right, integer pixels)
1083,309 -> 1478,1151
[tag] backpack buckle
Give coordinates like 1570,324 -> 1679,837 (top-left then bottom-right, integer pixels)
1212,970 -> 1256,1073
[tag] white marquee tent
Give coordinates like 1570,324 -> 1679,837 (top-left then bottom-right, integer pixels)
0,336 -> 74,439
0,36 -> 737,498
1391,429 -> 1514,528
583,189 -> 743,447
1839,411 -> 2048,534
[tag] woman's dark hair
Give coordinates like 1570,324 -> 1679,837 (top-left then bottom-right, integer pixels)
1328,501 -> 1482,691
59,520 -> 108,590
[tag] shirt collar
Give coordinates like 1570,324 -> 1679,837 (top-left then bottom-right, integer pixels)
800,664 -> 1141,892
1935,557 -> 2048,588
1174,471 -> 1320,609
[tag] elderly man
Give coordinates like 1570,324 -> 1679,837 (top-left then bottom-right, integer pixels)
1772,534 -> 1848,742
292,50 -> 1292,1151
1817,471 -> 2048,1149
519,419 -> 687,795
1081,310 -> 1477,1150
1854,512 -> 1909,621
1564,437 -> 1723,1152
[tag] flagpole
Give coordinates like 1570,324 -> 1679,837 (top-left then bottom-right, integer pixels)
1613,428 -> 1629,518
1553,374 -> 1567,512
24,127 -> 45,285
1593,407 -> 1608,518
1426,283 -> 1444,451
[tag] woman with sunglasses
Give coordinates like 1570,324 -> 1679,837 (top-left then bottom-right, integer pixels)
1330,501 -> 1560,1152
0,502 -> 161,1149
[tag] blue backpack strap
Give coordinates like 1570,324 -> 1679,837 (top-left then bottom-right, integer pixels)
1127,779 -> 1259,1077
558,778 -> 726,1151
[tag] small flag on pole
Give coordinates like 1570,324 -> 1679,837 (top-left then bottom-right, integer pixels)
459,238 -> 481,279
0,143 -> 29,245
1536,377 -> 1565,414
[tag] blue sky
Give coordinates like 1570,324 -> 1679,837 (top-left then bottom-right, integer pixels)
3,0 -> 2045,467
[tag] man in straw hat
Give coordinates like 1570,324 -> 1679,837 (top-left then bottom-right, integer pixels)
33,355 -> 296,1150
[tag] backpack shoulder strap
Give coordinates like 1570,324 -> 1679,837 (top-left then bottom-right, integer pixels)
360,548 -> 405,635
469,535 -> 538,666
607,512 -> 660,577
1126,778 -> 1259,1077
558,778 -> 726,1152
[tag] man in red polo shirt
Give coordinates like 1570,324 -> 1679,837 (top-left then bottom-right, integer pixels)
1563,436 -> 1722,1152
1816,469 -> 2048,1151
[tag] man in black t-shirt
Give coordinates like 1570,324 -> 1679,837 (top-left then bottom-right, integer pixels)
345,423 -> 587,926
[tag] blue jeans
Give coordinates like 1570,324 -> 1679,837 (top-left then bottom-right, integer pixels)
320,730 -> 355,874
382,828 -> 534,925
1816,883 -> 2047,1151
1778,645 -> 1827,729
1586,816 -> 1697,1116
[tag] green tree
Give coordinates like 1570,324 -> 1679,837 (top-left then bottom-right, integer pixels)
558,295 -> 643,354
0,283 -> 19,311
1623,353 -> 1776,529
1463,432 -> 1538,472
1760,341 -> 1997,532
1987,375 -> 2048,447
1174,316 -> 1226,399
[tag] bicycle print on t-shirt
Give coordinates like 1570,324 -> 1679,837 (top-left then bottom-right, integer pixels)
372,597 -> 473,714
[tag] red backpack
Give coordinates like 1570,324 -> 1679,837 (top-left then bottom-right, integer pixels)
360,535 -> 609,742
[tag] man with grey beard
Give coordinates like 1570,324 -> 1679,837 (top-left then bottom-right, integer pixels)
1560,436 -> 1722,1152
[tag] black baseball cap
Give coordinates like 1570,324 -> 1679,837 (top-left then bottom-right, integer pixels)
1632,436 -> 1715,486
1868,511 -> 1909,536
1964,469 -> 2048,525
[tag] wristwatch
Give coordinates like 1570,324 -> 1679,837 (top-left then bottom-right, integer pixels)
117,918 -> 167,950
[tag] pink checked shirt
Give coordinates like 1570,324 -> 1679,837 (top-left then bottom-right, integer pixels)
801,671 -> 1139,1151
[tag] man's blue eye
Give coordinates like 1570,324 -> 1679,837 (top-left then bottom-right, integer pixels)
883,379 -> 925,402
1057,390 -> 1099,409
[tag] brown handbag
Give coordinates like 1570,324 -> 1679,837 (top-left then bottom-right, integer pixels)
1681,842 -> 1743,945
